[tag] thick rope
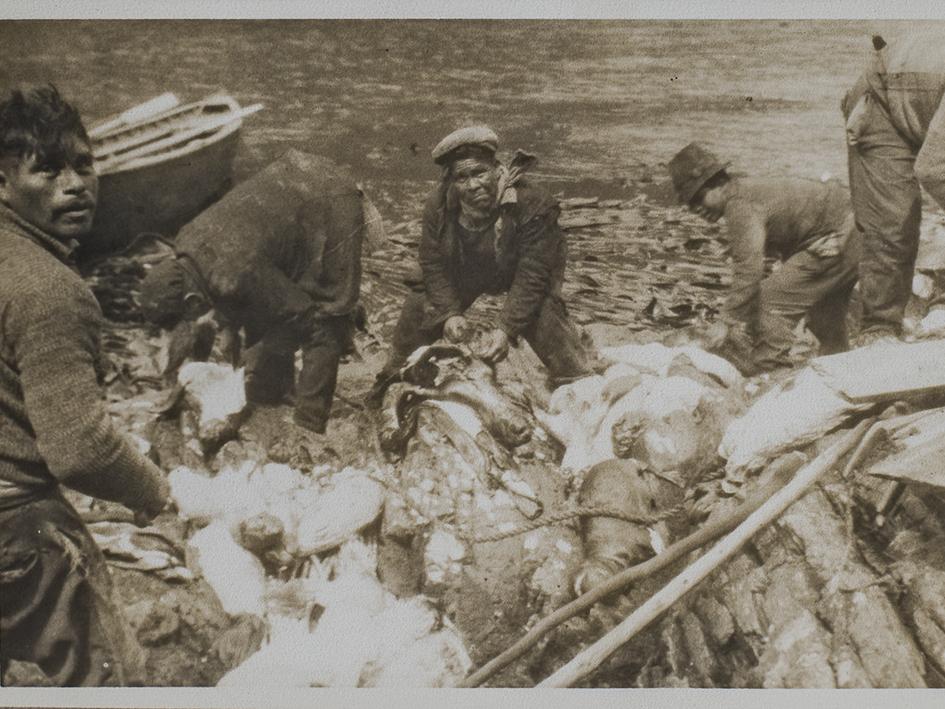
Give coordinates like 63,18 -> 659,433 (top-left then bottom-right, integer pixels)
464,501 -> 688,545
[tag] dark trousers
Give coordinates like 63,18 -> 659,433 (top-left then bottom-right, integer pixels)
377,290 -> 594,386
752,229 -> 862,370
242,315 -> 354,431
0,489 -> 140,686
844,84 -> 923,335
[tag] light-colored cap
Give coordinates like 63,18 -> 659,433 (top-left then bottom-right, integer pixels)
431,125 -> 499,165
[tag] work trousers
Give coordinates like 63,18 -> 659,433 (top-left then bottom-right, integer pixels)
843,84 -> 924,335
242,315 -> 354,432
752,230 -> 862,371
377,290 -> 594,388
0,489 -> 141,686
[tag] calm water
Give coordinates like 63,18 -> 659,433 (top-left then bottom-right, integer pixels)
1,20 -> 940,330
2,19 -> 935,217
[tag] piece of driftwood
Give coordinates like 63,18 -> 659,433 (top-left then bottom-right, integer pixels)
536,420 -> 871,688
867,409 -> 945,491
459,450 -> 807,688
813,339 -> 945,403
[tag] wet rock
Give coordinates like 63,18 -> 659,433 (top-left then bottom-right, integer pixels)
295,469 -> 386,555
679,612 -> 717,686
210,613 -> 267,670
238,513 -> 286,556
720,367 -> 868,475
219,539 -> 471,687
758,609 -> 835,688
188,521 -> 267,617
176,362 -> 249,453
125,599 -> 181,647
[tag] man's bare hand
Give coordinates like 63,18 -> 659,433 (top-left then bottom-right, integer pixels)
476,327 -> 510,364
444,315 -> 471,343
218,325 -> 242,367
134,474 -> 170,527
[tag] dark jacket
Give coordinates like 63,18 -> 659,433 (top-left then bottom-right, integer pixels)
175,149 -> 364,338
0,206 -> 166,512
418,178 -> 566,337
721,177 -> 855,321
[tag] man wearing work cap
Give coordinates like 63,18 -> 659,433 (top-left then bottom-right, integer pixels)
843,32 -> 945,343
139,149 -> 376,434
370,125 -> 595,398
669,142 -> 861,374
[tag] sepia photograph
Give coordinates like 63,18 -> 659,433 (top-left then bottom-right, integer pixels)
1,2 -> 945,704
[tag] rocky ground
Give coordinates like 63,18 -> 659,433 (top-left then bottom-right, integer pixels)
72,186 -> 945,689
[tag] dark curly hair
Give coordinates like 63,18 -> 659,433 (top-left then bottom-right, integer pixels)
0,84 -> 90,165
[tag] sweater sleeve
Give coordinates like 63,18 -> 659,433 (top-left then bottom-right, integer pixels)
418,197 -> 464,323
723,201 -> 767,324
499,206 -> 563,338
915,95 -> 945,211
10,281 -> 167,513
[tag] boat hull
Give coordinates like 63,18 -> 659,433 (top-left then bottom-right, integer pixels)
86,123 -> 241,254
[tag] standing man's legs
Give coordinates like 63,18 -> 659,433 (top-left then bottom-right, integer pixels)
846,95 -> 922,337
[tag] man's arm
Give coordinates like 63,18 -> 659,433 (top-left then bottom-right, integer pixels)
209,258 -> 319,341
722,202 -> 767,326
499,207 -> 563,338
11,283 -> 167,515
418,198 -> 464,323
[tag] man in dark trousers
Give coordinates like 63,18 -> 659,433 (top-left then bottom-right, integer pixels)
669,142 -> 862,374
0,85 -> 169,686
843,31 -> 945,343
139,149 -> 369,434
370,125 -> 595,400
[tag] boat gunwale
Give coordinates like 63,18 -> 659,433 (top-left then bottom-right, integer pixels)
95,117 -> 244,176
90,94 -> 240,146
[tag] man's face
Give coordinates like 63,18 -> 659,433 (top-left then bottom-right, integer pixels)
0,134 -> 98,241
688,183 -> 726,224
451,156 -> 500,213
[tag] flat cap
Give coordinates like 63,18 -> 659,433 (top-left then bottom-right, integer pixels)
432,125 -> 499,165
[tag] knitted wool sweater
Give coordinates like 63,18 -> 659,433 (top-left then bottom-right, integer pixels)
0,205 -> 166,512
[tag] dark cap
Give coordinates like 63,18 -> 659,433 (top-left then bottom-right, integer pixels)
668,142 -> 731,205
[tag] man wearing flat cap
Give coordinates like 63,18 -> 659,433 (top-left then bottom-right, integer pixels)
371,125 -> 594,396
668,142 -> 862,374
139,149 -> 375,434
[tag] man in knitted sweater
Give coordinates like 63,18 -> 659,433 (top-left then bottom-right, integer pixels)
0,85 -> 169,686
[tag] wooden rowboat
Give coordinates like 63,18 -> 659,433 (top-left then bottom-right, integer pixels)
86,93 -> 263,254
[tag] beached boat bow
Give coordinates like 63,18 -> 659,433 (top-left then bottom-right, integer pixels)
87,93 -> 263,253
